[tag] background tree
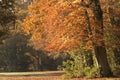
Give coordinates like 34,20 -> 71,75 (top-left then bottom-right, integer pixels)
0,0 -> 16,31
0,32 -> 67,71
107,0 -> 120,66
101,0 -> 120,74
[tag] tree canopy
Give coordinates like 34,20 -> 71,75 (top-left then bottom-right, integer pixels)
24,0 -> 93,51
23,0 -> 120,77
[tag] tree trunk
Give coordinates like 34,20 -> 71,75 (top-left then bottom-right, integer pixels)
89,0 -> 113,77
84,10 -> 94,67
94,45 -> 112,77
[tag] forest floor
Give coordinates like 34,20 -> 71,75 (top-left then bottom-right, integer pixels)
0,71 -> 119,80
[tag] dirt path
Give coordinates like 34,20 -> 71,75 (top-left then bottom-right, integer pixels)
0,71 -> 64,77
0,71 -> 119,80
0,71 -> 66,80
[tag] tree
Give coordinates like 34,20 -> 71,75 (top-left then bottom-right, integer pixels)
107,0 -> 120,66
0,0 -> 16,30
24,0 -> 114,77
0,0 -> 16,45
101,0 -> 120,73
86,0 -> 112,76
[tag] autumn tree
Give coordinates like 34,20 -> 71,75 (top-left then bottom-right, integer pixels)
86,0 -> 112,76
24,0 -> 114,77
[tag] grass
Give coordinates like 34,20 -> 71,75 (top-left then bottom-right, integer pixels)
0,76 -> 120,80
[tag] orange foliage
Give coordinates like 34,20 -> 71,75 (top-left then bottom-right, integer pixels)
24,0 -> 88,51
23,0 -> 120,51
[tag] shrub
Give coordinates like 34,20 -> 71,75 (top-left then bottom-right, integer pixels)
61,49 -> 101,78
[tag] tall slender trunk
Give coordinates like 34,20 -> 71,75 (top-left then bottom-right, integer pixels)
84,10 -> 94,67
89,0 -> 113,77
